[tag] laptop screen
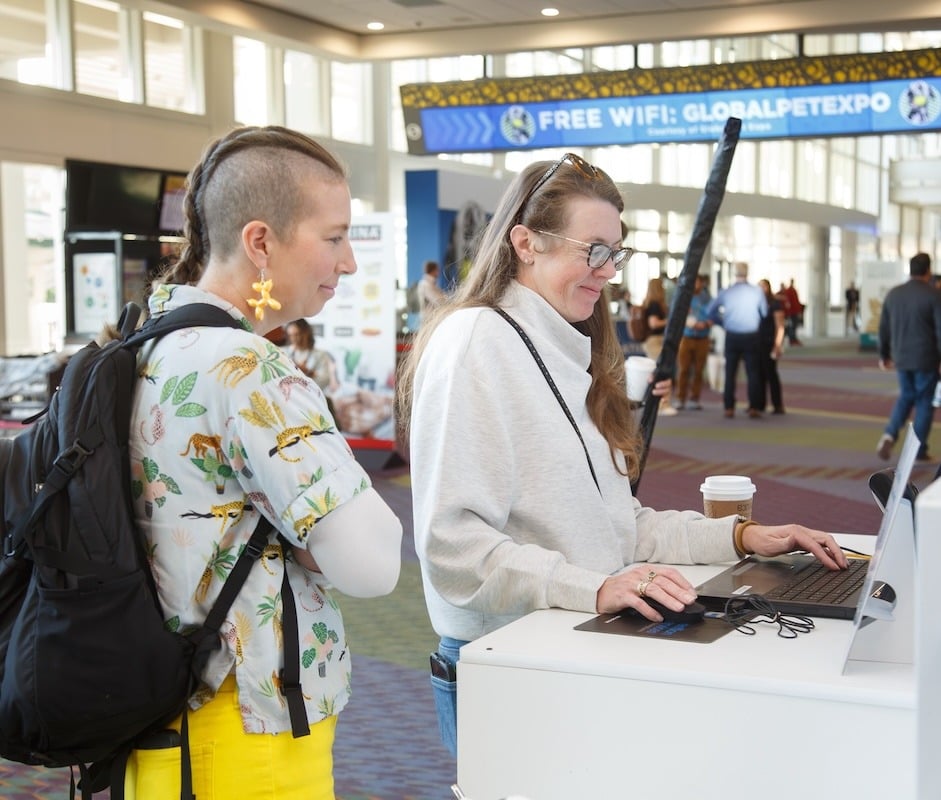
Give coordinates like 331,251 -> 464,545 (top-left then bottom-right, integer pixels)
842,423 -> 919,669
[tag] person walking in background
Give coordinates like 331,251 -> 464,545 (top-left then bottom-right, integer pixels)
707,262 -> 768,419
876,252 -> 941,462
845,281 -> 860,332
782,278 -> 803,345
395,151 -> 848,760
417,259 -> 446,322
673,272 -> 712,411
757,278 -> 786,414
126,125 -> 403,799
642,276 -> 677,416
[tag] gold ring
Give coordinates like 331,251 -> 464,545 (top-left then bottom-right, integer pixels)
647,570 -> 657,581
637,580 -> 650,597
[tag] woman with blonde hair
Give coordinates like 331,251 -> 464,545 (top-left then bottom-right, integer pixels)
396,152 -> 847,757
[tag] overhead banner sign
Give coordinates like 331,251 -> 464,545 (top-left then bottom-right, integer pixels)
401,48 -> 941,154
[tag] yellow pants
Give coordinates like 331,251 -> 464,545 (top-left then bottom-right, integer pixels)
124,676 -> 337,800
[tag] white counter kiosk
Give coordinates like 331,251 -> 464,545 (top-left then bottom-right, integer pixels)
456,466 -> 940,799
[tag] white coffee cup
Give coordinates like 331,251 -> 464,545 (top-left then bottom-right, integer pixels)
625,356 -> 657,402
700,475 -> 756,519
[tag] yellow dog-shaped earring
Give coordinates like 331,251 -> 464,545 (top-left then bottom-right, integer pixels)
246,273 -> 282,321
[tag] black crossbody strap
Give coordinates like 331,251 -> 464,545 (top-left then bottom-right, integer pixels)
493,308 -> 601,495
277,554 -> 309,737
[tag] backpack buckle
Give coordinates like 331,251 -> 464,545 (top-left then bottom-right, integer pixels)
54,440 -> 94,477
243,536 -> 266,560
3,531 -> 20,558
279,673 -> 302,698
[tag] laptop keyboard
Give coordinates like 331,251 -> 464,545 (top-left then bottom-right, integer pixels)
765,558 -> 869,604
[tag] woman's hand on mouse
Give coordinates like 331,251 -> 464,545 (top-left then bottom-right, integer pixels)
741,523 -> 848,570
597,565 -> 696,620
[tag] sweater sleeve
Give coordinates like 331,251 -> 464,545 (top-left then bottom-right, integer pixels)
632,501 -> 741,566
411,335 -> 605,617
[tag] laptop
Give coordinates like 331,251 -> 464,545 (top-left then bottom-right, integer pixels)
694,426 -> 920,620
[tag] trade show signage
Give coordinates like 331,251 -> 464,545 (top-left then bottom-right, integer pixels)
313,212 -> 397,449
401,48 -> 941,153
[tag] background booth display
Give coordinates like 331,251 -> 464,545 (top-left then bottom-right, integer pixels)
64,159 -> 187,341
857,259 -> 906,351
312,213 -> 398,453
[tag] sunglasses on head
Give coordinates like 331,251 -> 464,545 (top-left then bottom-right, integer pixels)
525,152 -> 599,203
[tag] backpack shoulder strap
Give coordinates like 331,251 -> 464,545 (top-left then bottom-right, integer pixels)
187,518 -> 308,737
4,303 -> 246,559
124,302 -> 244,349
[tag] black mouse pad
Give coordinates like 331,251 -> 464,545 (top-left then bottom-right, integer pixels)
574,611 -> 736,643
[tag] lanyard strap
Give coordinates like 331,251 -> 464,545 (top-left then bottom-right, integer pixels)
494,308 -> 601,495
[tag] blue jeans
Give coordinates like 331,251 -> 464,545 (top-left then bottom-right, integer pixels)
885,369 -> 938,456
430,636 -> 467,758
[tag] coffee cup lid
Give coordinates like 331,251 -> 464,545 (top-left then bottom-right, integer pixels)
626,356 -> 656,371
699,474 -> 756,497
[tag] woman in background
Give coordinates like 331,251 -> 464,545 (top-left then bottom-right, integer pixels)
285,317 -> 340,394
757,278 -> 786,414
641,276 -> 676,416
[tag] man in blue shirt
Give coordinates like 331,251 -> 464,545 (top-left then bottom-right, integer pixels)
707,262 -> 768,418
673,273 -> 713,410
876,252 -> 941,462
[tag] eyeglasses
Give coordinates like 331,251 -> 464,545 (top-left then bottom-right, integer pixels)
533,230 -> 635,271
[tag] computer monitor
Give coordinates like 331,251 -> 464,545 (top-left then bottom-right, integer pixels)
157,172 -> 187,234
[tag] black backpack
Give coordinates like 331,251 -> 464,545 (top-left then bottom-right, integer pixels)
0,302 -> 307,798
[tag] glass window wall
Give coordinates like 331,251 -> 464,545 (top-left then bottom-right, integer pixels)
0,0 -> 59,87
73,0 -> 129,102
725,140 -> 756,194
759,141 -> 794,199
796,141 -> 828,204
330,60 -> 372,144
233,36 -> 269,125
285,49 -> 326,136
143,11 -> 192,112
505,49 -> 584,77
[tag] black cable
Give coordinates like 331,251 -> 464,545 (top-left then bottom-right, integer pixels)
721,594 -> 815,638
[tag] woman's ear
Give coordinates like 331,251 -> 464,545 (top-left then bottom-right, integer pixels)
241,220 -> 272,269
509,224 -> 537,265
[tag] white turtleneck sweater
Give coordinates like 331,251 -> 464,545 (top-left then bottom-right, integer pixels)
410,281 -> 739,642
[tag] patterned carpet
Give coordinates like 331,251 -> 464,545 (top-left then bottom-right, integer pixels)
0,334 -> 928,799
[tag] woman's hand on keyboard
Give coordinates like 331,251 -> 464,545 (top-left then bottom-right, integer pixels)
742,524 -> 849,570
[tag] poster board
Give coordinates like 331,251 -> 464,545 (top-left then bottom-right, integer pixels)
313,213 -> 397,449
72,251 -> 118,336
857,260 -> 904,350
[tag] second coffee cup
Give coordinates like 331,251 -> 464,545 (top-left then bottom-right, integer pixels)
625,356 -> 657,403
700,475 -> 756,519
